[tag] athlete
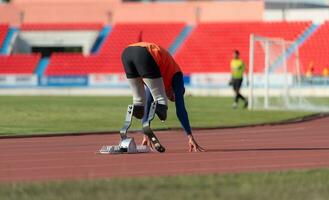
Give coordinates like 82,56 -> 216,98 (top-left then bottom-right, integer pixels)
230,50 -> 248,109
121,42 -> 205,152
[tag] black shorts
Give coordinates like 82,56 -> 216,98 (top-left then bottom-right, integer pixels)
121,46 -> 161,79
232,78 -> 243,91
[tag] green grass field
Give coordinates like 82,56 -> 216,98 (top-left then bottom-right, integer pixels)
0,96 -> 318,136
1,169 -> 329,200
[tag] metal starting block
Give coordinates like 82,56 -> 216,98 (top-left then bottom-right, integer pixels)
99,102 -> 165,154
99,137 -> 151,154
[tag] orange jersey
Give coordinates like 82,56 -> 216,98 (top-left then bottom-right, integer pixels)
129,42 -> 181,100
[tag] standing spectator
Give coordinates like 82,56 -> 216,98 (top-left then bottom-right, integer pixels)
306,62 -> 314,85
229,50 -> 248,109
306,62 -> 314,78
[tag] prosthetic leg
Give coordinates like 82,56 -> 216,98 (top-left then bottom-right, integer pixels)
99,102 -> 166,154
142,101 -> 166,153
99,105 -> 151,154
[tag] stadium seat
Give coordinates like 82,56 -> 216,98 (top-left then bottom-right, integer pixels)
2,22 -> 313,75
46,53 -> 111,75
0,24 -> 9,50
175,22 -> 310,73
0,54 -> 40,74
300,21 -> 329,75
46,23 -> 185,75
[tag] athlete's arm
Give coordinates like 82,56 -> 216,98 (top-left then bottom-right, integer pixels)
142,74 -> 204,152
172,73 -> 192,135
172,72 -> 205,152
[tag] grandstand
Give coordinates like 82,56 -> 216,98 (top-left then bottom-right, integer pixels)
1,21 -> 313,76
300,21 -> 329,75
175,22 -> 310,73
0,0 -> 328,95
0,24 -> 8,51
0,21 -> 325,77
45,23 -> 185,75
0,54 -> 40,74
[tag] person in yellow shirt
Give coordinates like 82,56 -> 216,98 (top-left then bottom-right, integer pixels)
229,50 -> 248,109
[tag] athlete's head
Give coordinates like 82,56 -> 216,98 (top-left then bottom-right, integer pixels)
233,50 -> 240,59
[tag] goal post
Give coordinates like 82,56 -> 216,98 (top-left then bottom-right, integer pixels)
248,34 -> 329,112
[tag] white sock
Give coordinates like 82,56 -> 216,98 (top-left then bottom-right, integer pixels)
128,78 -> 146,106
143,78 -> 168,106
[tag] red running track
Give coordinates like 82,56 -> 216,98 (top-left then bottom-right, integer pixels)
1,117 -> 329,182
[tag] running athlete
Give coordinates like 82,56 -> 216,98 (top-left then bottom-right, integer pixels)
121,42 -> 205,152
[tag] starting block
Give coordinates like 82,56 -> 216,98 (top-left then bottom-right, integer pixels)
99,103 -> 164,154
99,137 -> 151,154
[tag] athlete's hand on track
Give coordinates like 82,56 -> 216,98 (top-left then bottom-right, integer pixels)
141,135 -> 154,149
143,134 -> 205,152
188,135 -> 206,152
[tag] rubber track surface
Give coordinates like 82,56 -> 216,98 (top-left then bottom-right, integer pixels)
1,117 -> 329,182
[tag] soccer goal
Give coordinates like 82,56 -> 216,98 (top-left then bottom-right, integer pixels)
248,34 -> 329,112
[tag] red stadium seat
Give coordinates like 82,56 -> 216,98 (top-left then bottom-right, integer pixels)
0,54 -> 40,74
0,24 -> 9,50
175,22 -> 310,73
300,21 -> 329,75
46,23 -> 185,75
46,53 -> 109,75
2,22 -> 313,75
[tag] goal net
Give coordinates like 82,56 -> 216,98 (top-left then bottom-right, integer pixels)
248,34 -> 329,112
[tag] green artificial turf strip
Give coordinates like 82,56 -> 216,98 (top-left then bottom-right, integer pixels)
1,169 -> 329,200
0,96 -> 321,136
